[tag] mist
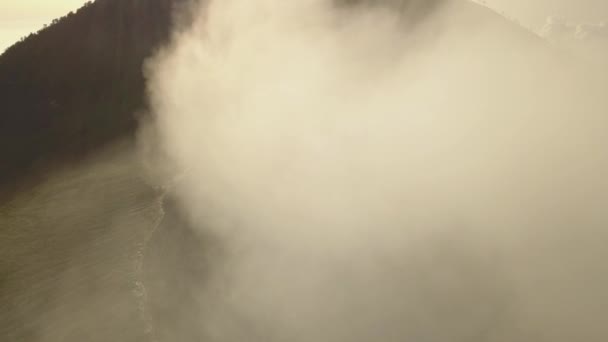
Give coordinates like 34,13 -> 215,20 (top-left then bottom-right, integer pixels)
143,0 -> 608,341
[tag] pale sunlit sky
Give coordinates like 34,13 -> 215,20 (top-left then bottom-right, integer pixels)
0,0 -> 90,52
488,0 -> 608,27
1,0 -> 607,52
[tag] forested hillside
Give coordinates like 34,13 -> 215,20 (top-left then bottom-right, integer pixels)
0,0 -> 183,199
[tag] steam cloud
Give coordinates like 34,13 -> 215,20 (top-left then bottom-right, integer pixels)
143,0 -> 608,341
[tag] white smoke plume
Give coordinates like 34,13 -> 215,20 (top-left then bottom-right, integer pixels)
143,0 -> 608,341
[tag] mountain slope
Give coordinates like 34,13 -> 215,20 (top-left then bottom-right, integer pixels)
0,0 -> 181,199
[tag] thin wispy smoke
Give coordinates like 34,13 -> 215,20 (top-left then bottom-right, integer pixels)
143,0 -> 608,341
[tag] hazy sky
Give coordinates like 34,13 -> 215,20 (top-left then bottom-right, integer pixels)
488,0 -> 608,28
0,0 -> 89,52
1,0 -> 607,52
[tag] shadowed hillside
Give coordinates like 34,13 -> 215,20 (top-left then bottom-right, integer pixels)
0,0 -> 186,200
